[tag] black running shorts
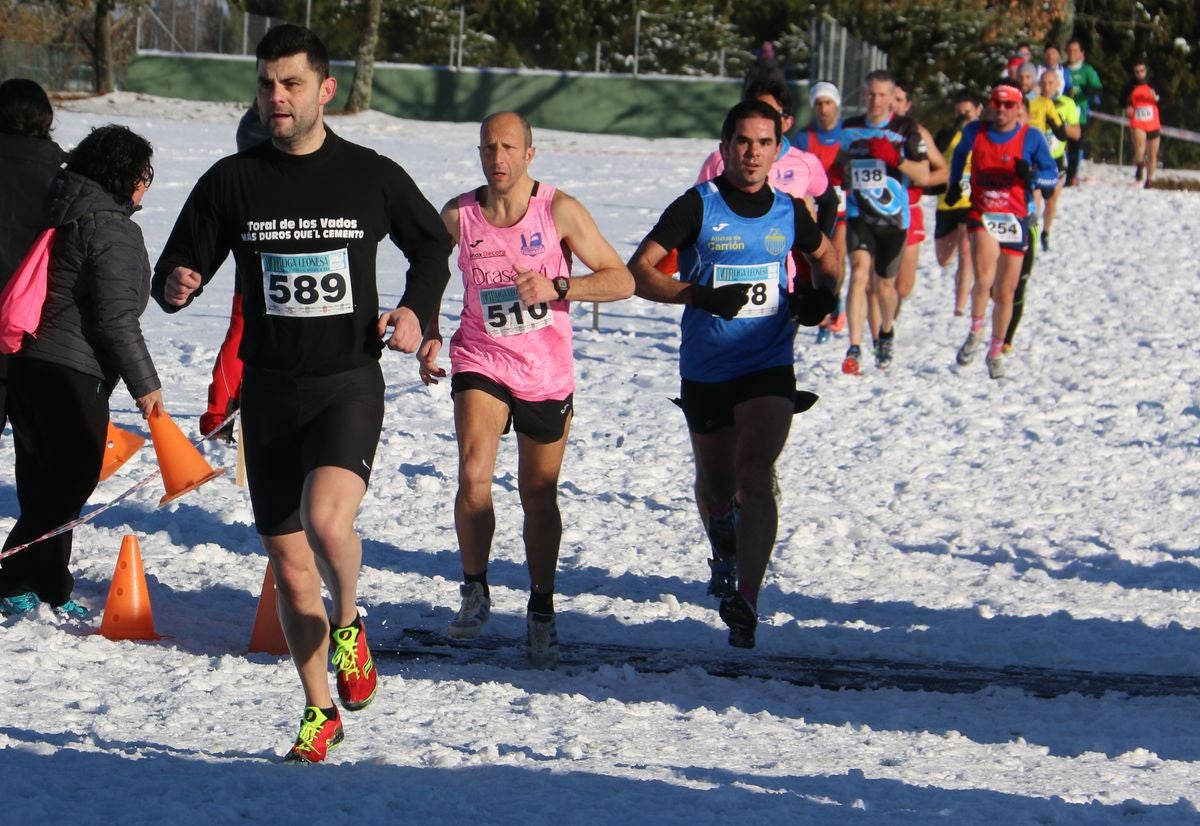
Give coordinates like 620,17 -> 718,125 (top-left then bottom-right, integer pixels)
451,371 -> 573,444
678,365 -> 796,434
934,207 -> 969,240
846,220 -> 906,278
241,362 -> 384,536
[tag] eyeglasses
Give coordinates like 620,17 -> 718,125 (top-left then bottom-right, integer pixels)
993,100 -> 1019,110
138,165 -> 154,188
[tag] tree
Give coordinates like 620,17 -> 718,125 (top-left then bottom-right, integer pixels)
346,0 -> 382,112
1070,0 -> 1200,166
93,0 -> 115,93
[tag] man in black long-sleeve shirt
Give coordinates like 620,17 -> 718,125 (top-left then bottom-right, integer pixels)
152,25 -> 451,764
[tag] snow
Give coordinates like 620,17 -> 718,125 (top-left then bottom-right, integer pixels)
2,91 -> 1199,823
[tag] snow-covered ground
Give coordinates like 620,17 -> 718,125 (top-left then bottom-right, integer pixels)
2,91 -> 1199,823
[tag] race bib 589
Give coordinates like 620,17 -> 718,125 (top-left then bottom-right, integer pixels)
260,249 -> 354,317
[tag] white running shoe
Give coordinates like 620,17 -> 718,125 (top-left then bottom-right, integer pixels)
957,331 -> 983,366
525,610 -> 560,669
986,354 -> 1006,380
448,582 -> 491,640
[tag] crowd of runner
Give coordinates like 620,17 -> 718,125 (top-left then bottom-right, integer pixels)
0,25 -> 1167,764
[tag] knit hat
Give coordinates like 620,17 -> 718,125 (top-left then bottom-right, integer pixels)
810,81 -> 841,108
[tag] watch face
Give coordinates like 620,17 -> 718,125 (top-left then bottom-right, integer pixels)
554,277 -> 569,298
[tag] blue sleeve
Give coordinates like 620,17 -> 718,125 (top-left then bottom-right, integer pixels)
1023,129 -> 1059,189
948,123 -> 977,186
793,131 -> 809,151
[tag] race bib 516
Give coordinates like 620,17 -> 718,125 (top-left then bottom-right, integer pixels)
480,285 -> 552,337
1134,106 -> 1154,121
261,249 -> 354,317
713,262 -> 780,318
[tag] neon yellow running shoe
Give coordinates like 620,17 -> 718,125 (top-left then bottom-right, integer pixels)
284,705 -> 343,764
331,618 -> 377,711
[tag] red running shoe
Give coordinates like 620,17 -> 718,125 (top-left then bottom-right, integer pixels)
841,345 -> 862,375
331,617 -> 378,711
284,706 -> 344,764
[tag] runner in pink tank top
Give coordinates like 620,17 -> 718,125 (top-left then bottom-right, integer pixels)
450,182 -> 573,400
417,112 -> 633,667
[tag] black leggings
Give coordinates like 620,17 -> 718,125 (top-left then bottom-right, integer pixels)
1005,229 -> 1038,346
1,358 -> 109,604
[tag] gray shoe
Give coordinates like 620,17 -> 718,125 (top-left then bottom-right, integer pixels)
525,610 -> 560,669
986,354 -> 1006,379
448,582 -> 491,640
876,336 -> 894,369
957,331 -> 982,366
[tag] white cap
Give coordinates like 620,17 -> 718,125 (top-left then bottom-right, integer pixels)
810,81 -> 841,108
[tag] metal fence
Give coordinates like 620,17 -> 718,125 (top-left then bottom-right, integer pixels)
809,14 -> 888,114
134,2 -> 890,81
0,40 -> 94,91
135,1 -> 284,56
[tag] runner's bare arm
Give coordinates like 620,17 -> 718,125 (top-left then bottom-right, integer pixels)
808,235 -> 841,295
898,156 -> 933,188
549,191 -> 634,303
920,125 -> 949,188
628,237 -> 694,305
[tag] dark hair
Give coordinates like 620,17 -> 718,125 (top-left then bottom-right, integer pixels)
256,24 -> 330,79
952,87 -> 983,107
994,77 -> 1022,92
893,78 -> 915,107
1066,37 -> 1086,52
864,69 -> 894,87
0,78 -> 53,140
66,124 -> 153,203
720,99 -> 782,145
743,75 -> 793,116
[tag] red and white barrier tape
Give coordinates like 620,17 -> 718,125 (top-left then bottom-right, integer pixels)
1089,111 -> 1200,144
0,409 -> 239,562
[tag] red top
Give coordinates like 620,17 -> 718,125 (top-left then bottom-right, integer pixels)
969,124 -> 1031,221
1128,83 -> 1161,132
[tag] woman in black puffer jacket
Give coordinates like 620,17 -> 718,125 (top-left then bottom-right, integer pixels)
1,124 -> 164,617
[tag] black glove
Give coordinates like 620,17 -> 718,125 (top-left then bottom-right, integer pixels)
945,182 -> 963,204
691,283 -> 749,320
788,284 -> 837,327
1014,158 -> 1034,187
1049,120 -> 1068,141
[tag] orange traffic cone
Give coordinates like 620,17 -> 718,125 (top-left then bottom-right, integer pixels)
99,421 -> 146,482
248,564 -> 289,655
99,535 -> 159,641
148,409 -> 226,506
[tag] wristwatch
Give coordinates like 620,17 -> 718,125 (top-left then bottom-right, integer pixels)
552,276 -> 570,300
